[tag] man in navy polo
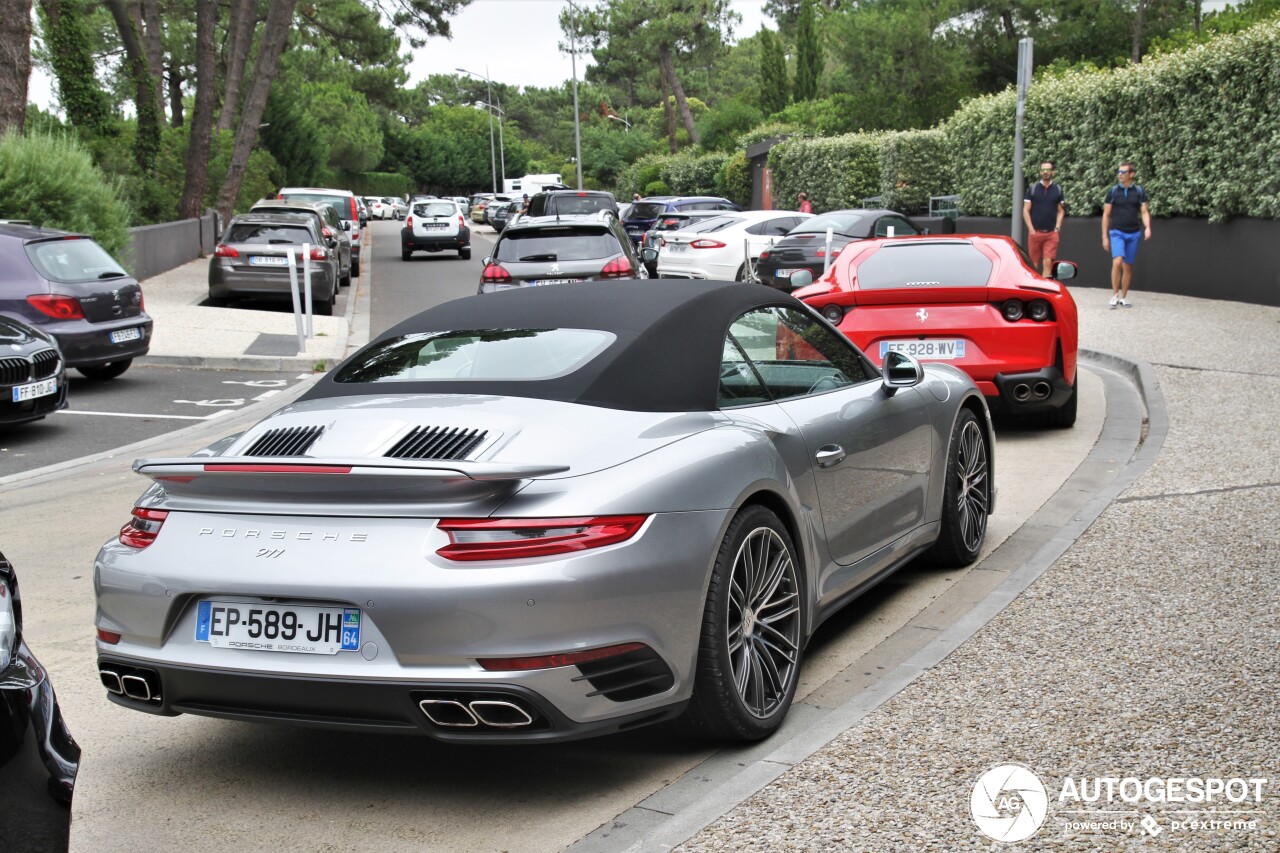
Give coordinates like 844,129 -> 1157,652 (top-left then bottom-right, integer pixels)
1101,160 -> 1152,308
1023,160 -> 1066,276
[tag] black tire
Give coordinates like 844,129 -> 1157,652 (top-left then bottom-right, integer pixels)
459,248 -> 471,260
315,296 -> 333,316
1041,382 -> 1077,428
735,263 -> 750,282
402,249 -> 412,261
351,261 -> 360,278
924,408 -> 990,567
76,359 -> 132,381
684,505 -> 804,741
205,295 -> 228,307
339,267 -> 351,288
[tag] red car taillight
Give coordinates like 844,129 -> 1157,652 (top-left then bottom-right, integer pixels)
478,642 -> 649,672
26,294 -> 84,319
214,244 -> 239,258
599,256 -> 633,278
119,507 -> 169,549
308,246 -> 327,261
458,215 -> 466,228
759,250 -> 770,261
321,225 -> 333,239
436,515 -> 648,562
691,239 -> 726,249
349,196 -> 359,220
406,215 -> 413,228
481,262 -> 511,283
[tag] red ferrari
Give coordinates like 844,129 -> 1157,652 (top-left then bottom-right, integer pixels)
794,235 -> 1079,427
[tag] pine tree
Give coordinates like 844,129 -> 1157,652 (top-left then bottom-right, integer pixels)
794,0 -> 821,102
760,29 -> 790,116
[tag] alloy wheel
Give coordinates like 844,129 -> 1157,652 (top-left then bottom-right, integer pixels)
727,526 -> 802,718
956,420 -> 989,552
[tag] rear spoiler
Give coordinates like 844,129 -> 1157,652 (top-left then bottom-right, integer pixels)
134,457 -> 568,482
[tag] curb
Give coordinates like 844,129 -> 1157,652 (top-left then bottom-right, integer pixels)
567,353 -> 1168,853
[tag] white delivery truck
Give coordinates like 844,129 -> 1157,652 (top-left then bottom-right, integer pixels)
503,174 -> 568,195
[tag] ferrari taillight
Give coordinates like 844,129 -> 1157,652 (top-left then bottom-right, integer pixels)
436,516 -> 648,561
481,262 -> 511,283
599,256 -> 633,278
26,294 -> 84,319
119,508 -> 169,549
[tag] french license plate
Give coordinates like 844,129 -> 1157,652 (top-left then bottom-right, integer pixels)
422,222 -> 448,229
249,255 -> 289,266
669,244 -> 687,253
626,228 -> 642,236
775,268 -> 800,278
12,377 -> 57,402
880,339 -> 966,360
194,601 -> 361,655
110,326 -> 142,344
531,278 -> 582,286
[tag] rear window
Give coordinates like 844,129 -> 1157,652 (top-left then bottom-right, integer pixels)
280,192 -> 352,219
684,216 -> 740,234
546,194 -> 615,216
25,239 -> 128,283
792,213 -> 866,234
334,328 -> 616,383
225,223 -> 314,245
629,202 -> 666,220
857,243 -> 994,289
414,202 -> 457,217
495,227 -> 621,262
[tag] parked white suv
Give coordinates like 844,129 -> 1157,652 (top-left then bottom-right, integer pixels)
277,187 -> 364,277
401,199 -> 470,260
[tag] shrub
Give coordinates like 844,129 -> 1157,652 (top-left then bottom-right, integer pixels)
736,121 -> 803,151
880,129 -> 952,214
614,152 -> 674,199
662,151 -> 731,196
348,171 -> 412,197
768,132 -> 889,212
716,150 -> 752,208
644,179 -> 671,196
0,129 -> 132,258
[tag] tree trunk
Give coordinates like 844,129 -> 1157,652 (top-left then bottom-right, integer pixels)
657,44 -> 699,146
1131,0 -> 1146,63
139,0 -> 167,123
658,62 -> 677,153
217,0 -> 256,131
104,0 -> 162,169
216,0 -> 297,222
0,0 -> 32,135
179,0 -> 216,219
168,60 -> 184,127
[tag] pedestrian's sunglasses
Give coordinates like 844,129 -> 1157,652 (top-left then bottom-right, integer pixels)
1117,168 -> 1132,174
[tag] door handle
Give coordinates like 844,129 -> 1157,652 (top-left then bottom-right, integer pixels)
815,445 -> 846,468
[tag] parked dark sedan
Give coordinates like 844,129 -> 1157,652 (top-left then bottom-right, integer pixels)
489,200 -> 521,233
0,222 -> 152,380
756,209 -> 925,290
622,196 -> 741,245
0,315 -> 66,426
0,551 -> 80,851
209,215 -> 340,316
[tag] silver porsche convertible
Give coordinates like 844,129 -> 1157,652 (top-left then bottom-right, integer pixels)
95,280 -> 993,743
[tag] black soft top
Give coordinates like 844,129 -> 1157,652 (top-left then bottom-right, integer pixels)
303,279 -> 803,412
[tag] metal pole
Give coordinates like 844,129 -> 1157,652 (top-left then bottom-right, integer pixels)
1011,37 -> 1033,244
496,92 -> 506,186
569,0 -> 583,189
485,67 -> 497,194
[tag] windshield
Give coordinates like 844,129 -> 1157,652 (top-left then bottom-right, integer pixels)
414,202 -> 457,217
857,243 -> 993,289
496,227 -> 621,262
628,202 -> 667,220
25,238 -> 128,282
280,192 -> 352,220
334,328 -> 617,383
791,213 -> 867,235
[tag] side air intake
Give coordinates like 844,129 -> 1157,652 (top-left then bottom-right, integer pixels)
244,426 -> 326,457
385,427 -> 488,461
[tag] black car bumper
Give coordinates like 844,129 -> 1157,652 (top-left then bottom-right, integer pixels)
401,226 -> 470,252
990,366 -> 1073,412
0,644 -> 80,851
0,377 -> 67,425
97,656 -> 686,744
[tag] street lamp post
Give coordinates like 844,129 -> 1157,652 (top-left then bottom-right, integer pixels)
458,66 -> 498,194
607,114 -> 631,132
567,0 -> 583,189
479,100 -> 507,185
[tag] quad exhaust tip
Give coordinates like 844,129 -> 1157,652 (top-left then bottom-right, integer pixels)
418,697 -> 536,729
100,669 -> 124,695
1032,381 -> 1052,399
100,666 -> 162,704
1012,383 -> 1031,402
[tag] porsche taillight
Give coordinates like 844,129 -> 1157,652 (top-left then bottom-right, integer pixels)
119,507 -> 169,549
481,262 -> 511,283
436,516 -> 648,561
599,256 -> 633,278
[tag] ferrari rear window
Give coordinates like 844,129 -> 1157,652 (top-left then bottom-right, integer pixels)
334,328 -> 617,383
857,243 -> 993,289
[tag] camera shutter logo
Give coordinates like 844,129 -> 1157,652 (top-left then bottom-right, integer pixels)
971,764 -> 1049,842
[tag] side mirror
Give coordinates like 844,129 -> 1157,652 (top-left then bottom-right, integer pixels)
640,247 -> 658,263
342,221 -> 351,231
789,269 -> 814,290
881,350 -> 923,391
482,256 -> 492,265
1052,260 -> 1077,281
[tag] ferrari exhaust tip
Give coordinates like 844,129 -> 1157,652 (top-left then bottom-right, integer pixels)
1032,381 -> 1052,399
1012,383 -> 1031,402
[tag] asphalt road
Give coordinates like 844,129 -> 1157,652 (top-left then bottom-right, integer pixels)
2,219 -> 1108,852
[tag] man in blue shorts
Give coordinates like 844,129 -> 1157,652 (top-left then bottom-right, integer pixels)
1101,161 -> 1152,308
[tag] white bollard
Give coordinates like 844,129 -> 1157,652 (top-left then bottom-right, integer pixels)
302,243 -> 314,338
823,227 -> 834,275
285,247 -> 305,353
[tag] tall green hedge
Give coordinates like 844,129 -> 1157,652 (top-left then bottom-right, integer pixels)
947,19 -> 1280,220
768,132 -> 888,212
0,130 -> 132,258
880,129 -> 951,214
348,171 -> 411,197
662,151 -> 731,196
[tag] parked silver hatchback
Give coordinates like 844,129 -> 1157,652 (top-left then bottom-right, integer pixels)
208,215 -> 339,315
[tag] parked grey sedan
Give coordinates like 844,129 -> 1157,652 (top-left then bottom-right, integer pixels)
208,215 -> 339,315
95,280 -> 993,743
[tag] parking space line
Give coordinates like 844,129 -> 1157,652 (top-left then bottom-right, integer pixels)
55,409 -> 235,421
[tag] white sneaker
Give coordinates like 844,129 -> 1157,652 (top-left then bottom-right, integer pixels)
1120,299 -> 1133,308
1109,295 -> 1119,308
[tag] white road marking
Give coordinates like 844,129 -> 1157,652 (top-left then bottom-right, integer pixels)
55,409 -> 231,421
173,398 -> 246,407
252,390 -> 281,401
222,379 -> 289,388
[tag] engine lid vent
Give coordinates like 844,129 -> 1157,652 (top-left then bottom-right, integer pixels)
244,425 -> 326,457
386,426 -> 488,461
